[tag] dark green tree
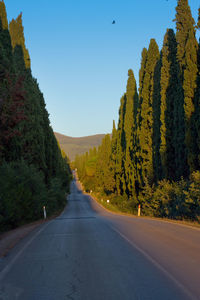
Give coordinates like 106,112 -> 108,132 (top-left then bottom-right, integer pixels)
116,94 -> 126,195
0,2 -> 71,230
160,29 -> 188,181
138,39 -> 160,185
110,120 -> 117,193
96,134 -> 115,194
193,14 -> 200,168
9,13 -> 30,69
124,69 -> 138,198
0,0 -> 8,30
152,55 -> 162,183
174,0 -> 198,173
136,48 -> 148,187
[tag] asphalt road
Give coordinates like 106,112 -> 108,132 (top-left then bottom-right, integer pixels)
0,179 -> 200,300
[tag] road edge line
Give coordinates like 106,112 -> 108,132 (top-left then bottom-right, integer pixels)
88,193 -> 200,231
110,225 -> 196,300
0,221 -> 52,281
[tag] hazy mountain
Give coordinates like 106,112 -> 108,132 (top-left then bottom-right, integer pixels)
54,132 -> 106,161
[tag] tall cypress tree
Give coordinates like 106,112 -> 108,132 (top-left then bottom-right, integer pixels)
136,48 -> 148,187
160,29 -> 188,180
0,0 -> 8,30
124,69 -> 138,197
110,120 -> 117,193
96,134 -> 115,194
174,0 -> 198,173
9,13 -> 30,69
152,55 -> 162,183
194,12 -> 200,167
197,8 -> 200,29
138,48 -> 148,129
138,39 -> 160,184
116,94 -> 126,195
0,7 -> 25,162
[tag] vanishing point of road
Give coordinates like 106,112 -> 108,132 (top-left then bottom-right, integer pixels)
0,178 -> 200,300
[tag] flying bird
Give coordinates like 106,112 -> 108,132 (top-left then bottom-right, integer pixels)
112,20 -> 116,24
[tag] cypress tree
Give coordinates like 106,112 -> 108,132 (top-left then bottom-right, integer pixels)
138,48 -> 148,130
124,69 -> 138,197
193,15 -> 200,167
160,29 -> 188,180
110,120 -> 117,193
0,7 -> 24,162
174,0 -> 198,173
116,94 -> 126,195
152,55 -> 162,183
138,39 -> 160,184
136,48 -> 148,187
9,13 -> 31,69
0,0 -> 8,30
197,8 -> 200,29
139,48 -> 148,98
96,134 -> 115,194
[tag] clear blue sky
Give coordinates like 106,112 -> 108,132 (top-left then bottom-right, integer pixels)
5,0 -> 200,137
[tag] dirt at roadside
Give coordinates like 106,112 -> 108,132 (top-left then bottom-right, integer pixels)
0,219 -> 47,258
0,203 -> 67,258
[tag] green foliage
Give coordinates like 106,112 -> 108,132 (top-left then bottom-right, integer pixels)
184,171 -> 200,219
96,134 -> 115,194
115,95 -> 126,195
0,161 -> 69,232
138,39 -> 160,185
72,0 -> 200,223
124,70 -> 139,198
160,28 -> 188,180
74,147 -> 98,192
9,13 -> 30,68
152,56 -> 162,183
139,177 -> 199,221
0,3 -> 71,231
0,1 -> 8,30
0,161 -> 46,231
47,177 -> 67,214
175,0 -> 198,173
197,8 -> 200,30
110,194 -> 136,214
55,133 -> 105,162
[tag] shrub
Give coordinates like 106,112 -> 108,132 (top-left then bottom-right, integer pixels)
0,161 -> 47,231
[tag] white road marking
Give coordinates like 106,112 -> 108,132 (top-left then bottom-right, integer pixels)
110,225 -> 196,300
0,221 -> 52,281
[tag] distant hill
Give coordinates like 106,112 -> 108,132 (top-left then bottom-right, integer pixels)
54,132 -> 106,161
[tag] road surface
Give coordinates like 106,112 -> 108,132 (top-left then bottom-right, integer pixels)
0,179 -> 200,300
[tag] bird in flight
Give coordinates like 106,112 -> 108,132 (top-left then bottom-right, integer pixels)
112,20 -> 116,24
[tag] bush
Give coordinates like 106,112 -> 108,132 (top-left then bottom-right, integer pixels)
0,161 -> 47,231
138,176 -> 200,221
47,177 -> 67,214
110,194 -> 136,213
184,171 -> 200,220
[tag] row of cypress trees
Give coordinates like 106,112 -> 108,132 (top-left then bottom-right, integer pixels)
75,0 -> 200,220
0,1 -> 71,231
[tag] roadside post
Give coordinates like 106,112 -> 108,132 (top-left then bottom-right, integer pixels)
43,206 -> 47,219
138,204 -> 141,217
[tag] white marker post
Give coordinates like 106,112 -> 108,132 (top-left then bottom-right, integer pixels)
107,200 -> 110,204
138,204 -> 141,217
43,206 -> 47,220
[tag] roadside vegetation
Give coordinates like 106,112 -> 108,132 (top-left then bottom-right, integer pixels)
74,0 -> 200,223
0,2 -> 71,232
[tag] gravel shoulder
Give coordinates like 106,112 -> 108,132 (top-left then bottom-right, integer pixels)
0,220 -> 46,257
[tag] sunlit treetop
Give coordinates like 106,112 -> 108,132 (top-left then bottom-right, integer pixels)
9,13 -> 31,69
0,0 -> 8,30
197,8 -> 200,29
